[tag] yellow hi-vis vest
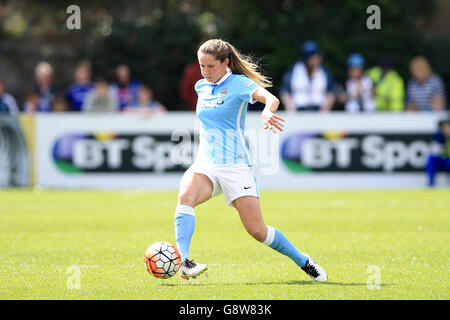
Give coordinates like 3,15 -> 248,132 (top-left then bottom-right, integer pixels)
367,67 -> 405,111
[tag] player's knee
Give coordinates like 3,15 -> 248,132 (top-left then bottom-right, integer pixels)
178,190 -> 197,207
247,226 -> 267,242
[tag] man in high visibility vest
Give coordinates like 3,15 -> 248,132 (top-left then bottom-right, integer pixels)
366,57 -> 405,112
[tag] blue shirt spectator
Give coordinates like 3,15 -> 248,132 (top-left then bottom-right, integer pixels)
110,64 -> 141,110
66,83 -> 95,111
123,86 -> 166,115
280,40 -> 335,112
426,119 -> 450,186
66,61 -> 95,111
34,84 -> 56,112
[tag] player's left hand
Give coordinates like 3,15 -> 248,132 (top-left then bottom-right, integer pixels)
262,110 -> 285,133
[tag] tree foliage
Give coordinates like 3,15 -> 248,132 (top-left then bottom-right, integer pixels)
0,0 -> 448,109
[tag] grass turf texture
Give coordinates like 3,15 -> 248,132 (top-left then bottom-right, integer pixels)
0,189 -> 448,300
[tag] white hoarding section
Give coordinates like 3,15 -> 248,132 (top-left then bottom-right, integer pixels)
36,113 -> 198,189
252,112 -> 444,189
35,112 -> 446,189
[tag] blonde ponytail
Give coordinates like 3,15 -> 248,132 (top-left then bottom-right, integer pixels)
198,39 -> 272,88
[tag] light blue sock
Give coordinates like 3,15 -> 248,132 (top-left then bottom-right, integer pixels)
174,204 -> 195,262
262,226 -> 309,268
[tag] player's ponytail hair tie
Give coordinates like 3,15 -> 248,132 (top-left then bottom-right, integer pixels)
198,39 -> 272,88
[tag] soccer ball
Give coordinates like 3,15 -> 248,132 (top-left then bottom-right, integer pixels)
144,241 -> 181,279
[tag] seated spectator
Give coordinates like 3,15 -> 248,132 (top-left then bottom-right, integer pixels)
123,86 -> 166,115
366,56 -> 405,112
33,61 -> 56,112
406,56 -> 446,112
110,64 -> 141,110
341,53 -> 375,112
66,60 -> 95,111
82,78 -> 119,112
180,61 -> 202,111
280,40 -> 335,112
0,77 -> 19,115
426,118 -> 450,187
23,91 -> 40,113
52,95 -> 70,112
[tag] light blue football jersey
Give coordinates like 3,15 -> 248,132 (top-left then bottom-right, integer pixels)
195,70 -> 260,165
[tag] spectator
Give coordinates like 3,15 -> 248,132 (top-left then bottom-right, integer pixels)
23,91 -> 40,113
366,56 -> 405,112
406,56 -> 446,112
426,118 -> 450,187
0,77 -> 19,115
123,85 -> 167,115
82,77 -> 119,112
66,60 -> 95,111
110,64 -> 141,110
342,53 -> 375,112
51,95 -> 70,112
33,61 -> 56,112
180,61 -> 203,111
280,40 -> 335,112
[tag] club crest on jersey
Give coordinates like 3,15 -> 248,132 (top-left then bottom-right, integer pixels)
198,98 -> 224,109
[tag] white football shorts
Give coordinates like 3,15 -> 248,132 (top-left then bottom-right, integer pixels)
181,162 -> 260,208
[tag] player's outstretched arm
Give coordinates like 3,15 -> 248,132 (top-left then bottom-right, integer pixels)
253,87 -> 285,133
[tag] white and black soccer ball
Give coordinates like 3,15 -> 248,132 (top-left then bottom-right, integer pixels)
144,241 -> 181,279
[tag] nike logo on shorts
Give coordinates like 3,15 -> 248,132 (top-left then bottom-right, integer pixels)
244,186 -> 252,189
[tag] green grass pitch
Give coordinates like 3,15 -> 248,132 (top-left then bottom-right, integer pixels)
0,188 -> 448,300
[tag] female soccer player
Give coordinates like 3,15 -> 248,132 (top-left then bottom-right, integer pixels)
175,39 -> 327,281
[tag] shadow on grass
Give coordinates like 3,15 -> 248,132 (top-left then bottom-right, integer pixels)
245,280 -> 391,287
160,280 -> 391,287
160,282 -> 234,287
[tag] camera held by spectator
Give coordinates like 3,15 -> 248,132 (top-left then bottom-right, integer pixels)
341,53 -> 375,113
